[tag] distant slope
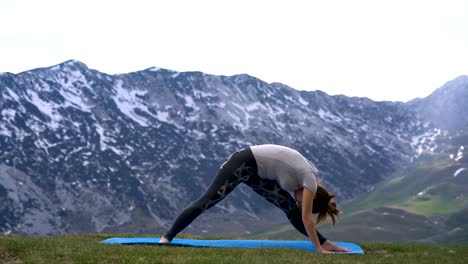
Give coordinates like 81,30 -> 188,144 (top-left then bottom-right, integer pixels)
252,129 -> 468,244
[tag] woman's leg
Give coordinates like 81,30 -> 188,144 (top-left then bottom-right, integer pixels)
163,148 -> 257,241
244,176 -> 328,245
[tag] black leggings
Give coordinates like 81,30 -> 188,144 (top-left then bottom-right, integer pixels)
163,147 -> 328,245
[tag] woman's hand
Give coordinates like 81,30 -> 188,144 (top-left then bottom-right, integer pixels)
323,240 -> 352,252
317,247 -> 335,254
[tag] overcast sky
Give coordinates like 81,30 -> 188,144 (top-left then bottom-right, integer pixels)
1,0 -> 467,102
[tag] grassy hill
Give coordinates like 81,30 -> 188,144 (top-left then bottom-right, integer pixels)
252,130 -> 468,244
1,234 -> 467,263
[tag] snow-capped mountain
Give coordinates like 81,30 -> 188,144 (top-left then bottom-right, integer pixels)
0,60 -> 456,236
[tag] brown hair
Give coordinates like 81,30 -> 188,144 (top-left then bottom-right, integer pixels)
313,185 -> 340,225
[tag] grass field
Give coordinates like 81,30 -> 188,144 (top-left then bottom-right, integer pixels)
1,234 -> 468,264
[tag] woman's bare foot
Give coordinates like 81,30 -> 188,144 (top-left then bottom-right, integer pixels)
323,240 -> 352,252
159,237 -> 170,243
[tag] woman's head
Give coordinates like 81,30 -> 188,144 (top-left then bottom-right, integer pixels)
312,185 -> 340,225
293,185 -> 340,225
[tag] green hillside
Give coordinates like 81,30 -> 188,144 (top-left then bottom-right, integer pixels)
252,130 -> 468,244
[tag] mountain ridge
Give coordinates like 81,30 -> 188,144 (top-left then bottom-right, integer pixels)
0,60 -> 466,237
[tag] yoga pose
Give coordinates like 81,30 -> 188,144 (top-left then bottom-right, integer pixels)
160,144 -> 351,253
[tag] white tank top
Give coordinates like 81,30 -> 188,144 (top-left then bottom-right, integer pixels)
250,144 -> 318,193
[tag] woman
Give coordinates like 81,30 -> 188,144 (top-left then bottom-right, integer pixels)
159,144 -> 351,253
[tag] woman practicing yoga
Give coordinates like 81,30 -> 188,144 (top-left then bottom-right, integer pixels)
160,144 -> 351,253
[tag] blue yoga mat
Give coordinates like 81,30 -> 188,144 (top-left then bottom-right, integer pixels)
101,237 -> 364,254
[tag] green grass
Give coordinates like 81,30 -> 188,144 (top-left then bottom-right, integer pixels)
340,150 -> 468,217
395,194 -> 464,216
1,234 -> 468,264
382,175 -> 405,187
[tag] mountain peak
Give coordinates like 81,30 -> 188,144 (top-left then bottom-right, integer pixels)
144,66 -> 178,74
432,75 -> 468,95
451,75 -> 468,83
410,75 -> 468,131
54,60 -> 89,72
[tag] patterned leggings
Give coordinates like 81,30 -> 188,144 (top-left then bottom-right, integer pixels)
163,147 -> 327,244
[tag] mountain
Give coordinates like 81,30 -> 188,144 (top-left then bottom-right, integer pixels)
409,76 -> 468,131
0,60 -> 463,236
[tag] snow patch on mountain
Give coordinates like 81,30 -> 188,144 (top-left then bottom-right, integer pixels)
454,168 -> 466,177
183,95 -> 199,111
156,110 -> 170,122
113,79 -> 154,127
411,128 -> 442,156
318,108 -> 343,123
455,146 -> 464,161
55,72 -> 93,112
6,88 -> 20,101
298,96 -> 309,106
27,90 -> 63,129
245,102 -> 264,111
193,89 -> 215,98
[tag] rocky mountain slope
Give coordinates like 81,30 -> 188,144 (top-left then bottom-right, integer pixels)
0,60 -> 458,236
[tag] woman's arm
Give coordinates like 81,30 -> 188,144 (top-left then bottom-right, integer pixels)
301,188 -> 333,254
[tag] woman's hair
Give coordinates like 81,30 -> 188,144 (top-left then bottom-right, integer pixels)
313,185 -> 340,225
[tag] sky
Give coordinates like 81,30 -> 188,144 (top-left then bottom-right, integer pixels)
1,0 -> 467,102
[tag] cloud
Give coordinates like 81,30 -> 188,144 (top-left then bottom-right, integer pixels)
1,0 -> 467,101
